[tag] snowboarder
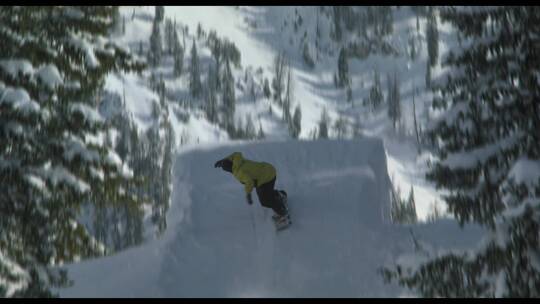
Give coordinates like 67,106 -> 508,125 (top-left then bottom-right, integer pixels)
214,152 -> 290,229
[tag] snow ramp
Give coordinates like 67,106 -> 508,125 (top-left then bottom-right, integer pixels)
59,138 -> 484,297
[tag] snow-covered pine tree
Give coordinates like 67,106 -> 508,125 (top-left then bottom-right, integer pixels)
0,6 -> 144,297
406,186 -> 418,224
138,40 -> 144,56
221,39 -> 241,69
257,121 -> 265,140
318,108 -> 330,139
333,114 -> 348,140
387,71 -> 401,130
148,18 -> 163,67
155,6 -> 165,23
222,58 -> 236,136
173,29 -> 184,78
145,98 -> 172,235
263,78 -> 271,99
427,201 -> 443,223
244,114 -> 256,140
159,117 -> 175,233
337,47 -> 349,88
165,19 -> 175,55
384,6 -> 540,297
351,114 -> 363,138
112,7 -> 122,36
426,7 -> 439,68
302,41 -> 315,69
347,83 -> 353,104
283,68 -> 293,125
331,6 -> 343,41
387,72 -> 401,130
272,52 -> 287,105
425,62 -> 431,89
408,30 -> 418,61
412,85 -> 421,151
206,30 -> 223,91
205,63 -> 218,124
369,69 -> 383,110
291,105 -> 302,139
189,39 -> 202,98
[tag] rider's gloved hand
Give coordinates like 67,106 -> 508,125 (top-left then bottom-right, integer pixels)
214,160 -> 223,168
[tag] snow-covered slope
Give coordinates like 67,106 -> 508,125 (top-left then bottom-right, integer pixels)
58,139 -> 483,297
109,6 -> 455,221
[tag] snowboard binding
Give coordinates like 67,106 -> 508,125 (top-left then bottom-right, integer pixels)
273,190 -> 291,231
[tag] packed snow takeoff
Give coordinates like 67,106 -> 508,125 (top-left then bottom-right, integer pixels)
60,139 -> 486,297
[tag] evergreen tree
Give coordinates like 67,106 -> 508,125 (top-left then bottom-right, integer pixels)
159,118 -> 175,233
290,105 -> 302,139
406,186 -> 418,224
145,100 -> 170,235
426,7 -> 439,68
302,41 -> 315,69
189,40 -> 202,98
334,114 -> 348,139
165,19 -> 175,55
412,85 -> 421,150
244,114 -> 256,140
408,31 -> 418,61
318,108 -> 330,139
384,6 -> 540,297
263,78 -> 271,99
173,30 -> 184,78
206,30 -> 223,91
352,114 -> 363,138
390,184 -> 417,224
425,62 -> 431,89
283,68 -> 293,125
257,122 -> 266,140
332,6 -> 343,41
427,201 -> 443,223
369,69 -> 383,110
205,63 -> 218,123
222,59 -> 236,135
112,7 -> 122,35
272,52 -> 287,105
347,84 -> 353,104
148,18 -> 163,67
0,6 -> 144,297
337,47 -> 349,88
138,40 -> 144,56
155,6 -> 165,23
387,71 -> 401,130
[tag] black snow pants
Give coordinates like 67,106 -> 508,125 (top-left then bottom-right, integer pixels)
255,177 -> 287,216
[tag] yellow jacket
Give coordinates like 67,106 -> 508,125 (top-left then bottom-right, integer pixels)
226,152 -> 276,194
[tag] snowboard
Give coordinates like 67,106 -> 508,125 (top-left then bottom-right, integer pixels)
273,190 -> 291,231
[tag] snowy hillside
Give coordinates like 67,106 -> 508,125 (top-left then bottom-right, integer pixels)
105,6 -> 453,222
58,139 -> 484,297
3,6 -> 539,298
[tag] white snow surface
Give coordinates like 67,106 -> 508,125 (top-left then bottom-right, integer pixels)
508,157 -> 540,186
59,139 -> 483,297
35,64 -> 63,89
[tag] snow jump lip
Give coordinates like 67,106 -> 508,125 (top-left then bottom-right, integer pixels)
59,138 -> 399,297
59,138 -> 485,298
164,138 -> 396,297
